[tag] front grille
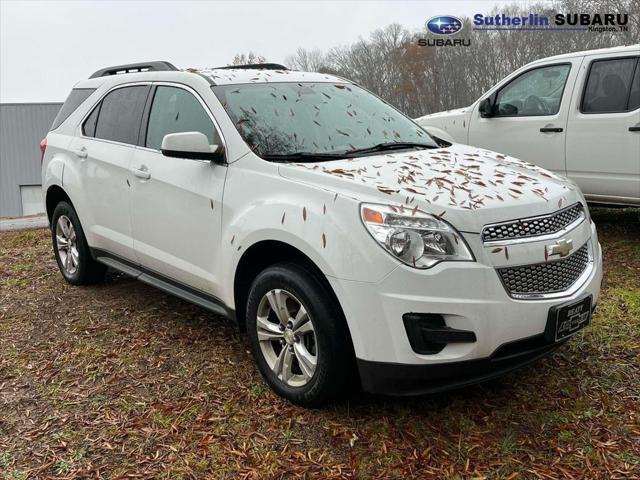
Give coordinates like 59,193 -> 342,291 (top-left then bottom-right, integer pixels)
482,203 -> 584,243
497,243 -> 590,298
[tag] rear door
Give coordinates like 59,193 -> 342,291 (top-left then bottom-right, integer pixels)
130,83 -> 227,295
468,60 -> 581,175
565,52 -> 640,204
68,84 -> 150,260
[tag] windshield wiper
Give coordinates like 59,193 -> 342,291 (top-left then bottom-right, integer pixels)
345,142 -> 437,156
261,142 -> 436,163
261,152 -> 349,162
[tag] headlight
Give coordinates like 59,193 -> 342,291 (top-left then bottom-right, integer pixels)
360,203 -> 474,269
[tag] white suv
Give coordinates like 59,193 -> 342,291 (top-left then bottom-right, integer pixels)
417,45 -> 640,207
42,61 -> 603,406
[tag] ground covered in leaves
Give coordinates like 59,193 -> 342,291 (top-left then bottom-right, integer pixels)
1,208 -> 639,479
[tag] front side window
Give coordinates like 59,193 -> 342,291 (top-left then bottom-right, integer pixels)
146,86 -> 218,150
582,57 -> 639,113
494,64 -> 571,117
94,86 -> 149,145
212,82 -> 435,159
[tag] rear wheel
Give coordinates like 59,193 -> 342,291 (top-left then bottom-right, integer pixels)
246,262 -> 352,406
51,201 -> 106,285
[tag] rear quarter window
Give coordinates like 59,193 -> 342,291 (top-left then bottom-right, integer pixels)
50,88 -> 96,130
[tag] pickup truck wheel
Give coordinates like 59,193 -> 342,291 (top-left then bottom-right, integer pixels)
246,262 -> 351,406
51,201 -> 106,285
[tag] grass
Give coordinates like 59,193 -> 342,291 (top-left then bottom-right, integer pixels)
0,207 -> 638,479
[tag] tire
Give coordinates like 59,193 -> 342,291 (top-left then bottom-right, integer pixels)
51,201 -> 106,285
245,262 -> 353,406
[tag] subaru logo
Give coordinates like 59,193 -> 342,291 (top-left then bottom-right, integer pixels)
426,15 -> 464,35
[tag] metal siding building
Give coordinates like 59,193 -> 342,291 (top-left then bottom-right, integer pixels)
1,103 -> 62,217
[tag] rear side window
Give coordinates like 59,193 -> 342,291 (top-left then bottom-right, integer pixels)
50,88 -> 96,130
146,86 -> 218,150
581,57 -> 639,113
94,86 -> 149,145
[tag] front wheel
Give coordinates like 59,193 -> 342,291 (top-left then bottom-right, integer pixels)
245,262 -> 353,406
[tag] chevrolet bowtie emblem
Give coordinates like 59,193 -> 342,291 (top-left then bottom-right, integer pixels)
547,239 -> 574,258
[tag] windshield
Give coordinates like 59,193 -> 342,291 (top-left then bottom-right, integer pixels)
212,82 -> 436,159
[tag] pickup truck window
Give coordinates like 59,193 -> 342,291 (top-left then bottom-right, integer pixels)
213,82 -> 435,159
493,64 -> 571,117
581,57 -> 639,113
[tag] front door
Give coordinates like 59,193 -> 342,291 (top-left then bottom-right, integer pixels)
130,84 -> 227,296
468,60 -> 581,175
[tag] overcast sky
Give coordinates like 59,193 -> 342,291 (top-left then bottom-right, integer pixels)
1,0 -> 538,102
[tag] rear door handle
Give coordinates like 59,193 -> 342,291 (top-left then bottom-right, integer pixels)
132,165 -> 151,180
74,147 -> 88,159
629,126 -> 640,132
540,127 -> 563,133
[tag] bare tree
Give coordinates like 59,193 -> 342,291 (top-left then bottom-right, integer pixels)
231,52 -> 267,65
284,0 -> 638,117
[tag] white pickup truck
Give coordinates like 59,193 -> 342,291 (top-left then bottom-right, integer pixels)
417,45 -> 640,207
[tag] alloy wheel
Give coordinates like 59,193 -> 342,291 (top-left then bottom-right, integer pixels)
256,289 -> 318,387
55,215 -> 79,275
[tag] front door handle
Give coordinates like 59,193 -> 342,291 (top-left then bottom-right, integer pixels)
540,126 -> 563,133
74,147 -> 88,159
629,125 -> 640,132
132,165 -> 151,180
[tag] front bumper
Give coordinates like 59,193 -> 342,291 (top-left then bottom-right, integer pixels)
327,224 -> 603,395
357,335 -> 567,396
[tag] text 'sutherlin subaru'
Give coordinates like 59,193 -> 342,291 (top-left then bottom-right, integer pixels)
41,61 -> 602,406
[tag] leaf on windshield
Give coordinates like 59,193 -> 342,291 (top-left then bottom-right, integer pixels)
377,187 -> 398,195
336,129 -> 350,137
322,233 -> 327,248
303,207 -> 307,221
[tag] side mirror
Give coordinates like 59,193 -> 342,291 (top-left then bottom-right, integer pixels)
161,132 -> 224,162
478,97 -> 494,118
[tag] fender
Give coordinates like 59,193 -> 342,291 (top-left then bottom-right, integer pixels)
218,180 -> 400,308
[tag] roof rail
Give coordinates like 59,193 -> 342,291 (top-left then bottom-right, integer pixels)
89,61 -> 178,79
216,63 -> 288,71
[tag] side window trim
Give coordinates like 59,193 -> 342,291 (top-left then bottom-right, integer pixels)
78,82 -> 152,147
579,55 -> 639,114
137,85 -> 157,147
141,81 -> 228,162
491,62 -> 572,118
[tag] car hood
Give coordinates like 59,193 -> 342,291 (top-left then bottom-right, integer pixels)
278,144 -> 581,233
416,106 -> 468,121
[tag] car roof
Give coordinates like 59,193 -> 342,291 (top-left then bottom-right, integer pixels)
193,67 -> 347,85
73,66 -> 349,90
527,44 -> 639,65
